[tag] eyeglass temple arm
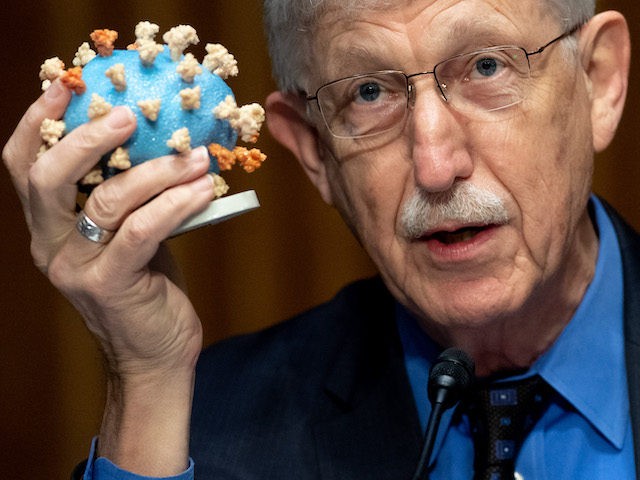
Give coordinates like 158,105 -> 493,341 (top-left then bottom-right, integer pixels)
298,89 -> 317,101
526,22 -> 584,56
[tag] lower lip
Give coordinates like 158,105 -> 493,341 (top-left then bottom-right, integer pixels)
420,225 -> 501,262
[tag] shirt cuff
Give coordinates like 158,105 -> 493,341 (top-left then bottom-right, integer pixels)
83,437 -> 194,480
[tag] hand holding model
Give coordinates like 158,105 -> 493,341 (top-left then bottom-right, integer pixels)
3,22 -> 267,476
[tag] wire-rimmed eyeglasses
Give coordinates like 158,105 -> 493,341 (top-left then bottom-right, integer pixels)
304,24 -> 582,139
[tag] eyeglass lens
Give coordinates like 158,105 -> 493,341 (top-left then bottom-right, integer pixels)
316,46 -> 532,138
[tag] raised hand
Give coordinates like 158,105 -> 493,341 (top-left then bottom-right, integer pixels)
3,80 -> 213,475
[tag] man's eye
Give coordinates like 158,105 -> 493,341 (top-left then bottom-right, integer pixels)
357,82 -> 382,102
474,57 -> 499,77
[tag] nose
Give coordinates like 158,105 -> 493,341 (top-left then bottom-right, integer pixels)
408,78 -> 474,192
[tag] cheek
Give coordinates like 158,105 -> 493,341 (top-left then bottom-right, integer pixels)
325,142 -> 413,250
487,87 -> 593,266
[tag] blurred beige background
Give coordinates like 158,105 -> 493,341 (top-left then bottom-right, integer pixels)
0,1 -> 638,478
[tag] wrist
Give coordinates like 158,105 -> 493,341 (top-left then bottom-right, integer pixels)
98,366 -> 196,476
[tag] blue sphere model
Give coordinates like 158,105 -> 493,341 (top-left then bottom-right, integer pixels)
40,22 -> 266,195
64,49 -> 237,174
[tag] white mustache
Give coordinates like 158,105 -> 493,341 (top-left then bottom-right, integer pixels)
401,183 -> 509,239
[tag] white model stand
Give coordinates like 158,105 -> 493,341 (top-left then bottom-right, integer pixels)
171,190 -> 260,236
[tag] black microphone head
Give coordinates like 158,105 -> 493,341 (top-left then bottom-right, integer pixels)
427,348 -> 476,409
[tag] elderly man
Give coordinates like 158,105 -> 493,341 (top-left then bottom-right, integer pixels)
2,0 -> 636,478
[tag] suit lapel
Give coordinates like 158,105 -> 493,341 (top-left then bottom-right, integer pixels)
604,201 -> 640,479
312,279 -> 423,479
310,200 -> 640,480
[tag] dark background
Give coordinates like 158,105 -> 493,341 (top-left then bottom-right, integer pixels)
0,1 -> 638,477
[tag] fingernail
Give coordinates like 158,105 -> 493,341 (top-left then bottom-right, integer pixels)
191,145 -> 209,163
195,172 -> 214,191
44,81 -> 64,101
106,106 -> 134,129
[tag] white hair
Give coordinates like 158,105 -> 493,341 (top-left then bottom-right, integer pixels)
263,0 -> 596,93
400,183 -> 509,239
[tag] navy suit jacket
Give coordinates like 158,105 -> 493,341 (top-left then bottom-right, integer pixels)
189,203 -> 640,479
71,203 -> 640,479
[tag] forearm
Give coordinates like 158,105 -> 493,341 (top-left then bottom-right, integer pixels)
4,79 -> 210,479
97,366 -> 196,477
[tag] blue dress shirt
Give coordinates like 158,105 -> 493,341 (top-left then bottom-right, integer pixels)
83,437 -> 194,479
397,196 -> 635,478
85,196 -> 633,479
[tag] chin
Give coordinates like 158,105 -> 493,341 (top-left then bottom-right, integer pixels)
408,280 -> 528,331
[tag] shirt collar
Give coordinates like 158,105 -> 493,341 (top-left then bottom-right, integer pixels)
532,196 -> 627,449
397,195 -> 628,453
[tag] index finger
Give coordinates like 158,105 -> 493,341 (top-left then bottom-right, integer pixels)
2,81 -> 72,202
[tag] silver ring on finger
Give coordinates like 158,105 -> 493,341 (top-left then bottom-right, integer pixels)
76,210 -> 116,244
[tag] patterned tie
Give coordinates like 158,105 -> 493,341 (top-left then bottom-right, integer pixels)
465,375 -> 552,480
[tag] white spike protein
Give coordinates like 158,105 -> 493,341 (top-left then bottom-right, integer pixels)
40,21 -> 266,231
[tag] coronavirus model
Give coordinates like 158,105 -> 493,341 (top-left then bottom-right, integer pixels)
38,21 -> 267,234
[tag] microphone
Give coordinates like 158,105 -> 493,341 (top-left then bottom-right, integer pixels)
411,348 -> 475,480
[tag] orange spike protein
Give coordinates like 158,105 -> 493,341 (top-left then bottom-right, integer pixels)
60,67 -> 86,94
39,21 -> 267,233
90,29 -> 118,56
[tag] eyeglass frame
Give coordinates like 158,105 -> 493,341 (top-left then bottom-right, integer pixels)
303,23 -> 584,139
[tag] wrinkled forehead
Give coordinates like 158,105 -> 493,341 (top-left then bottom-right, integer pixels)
313,0 -> 553,36
308,0 -> 556,83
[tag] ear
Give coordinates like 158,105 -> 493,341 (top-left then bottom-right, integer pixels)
579,11 -> 630,153
265,91 -> 334,205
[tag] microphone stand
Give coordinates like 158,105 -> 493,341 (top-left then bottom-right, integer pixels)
411,348 -> 475,480
411,400 -> 445,480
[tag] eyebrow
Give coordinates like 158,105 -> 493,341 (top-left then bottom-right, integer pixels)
442,17 -> 525,51
329,45 -> 387,75
320,18 -> 526,81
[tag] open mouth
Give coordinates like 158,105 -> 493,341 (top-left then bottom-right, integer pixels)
427,225 -> 491,245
